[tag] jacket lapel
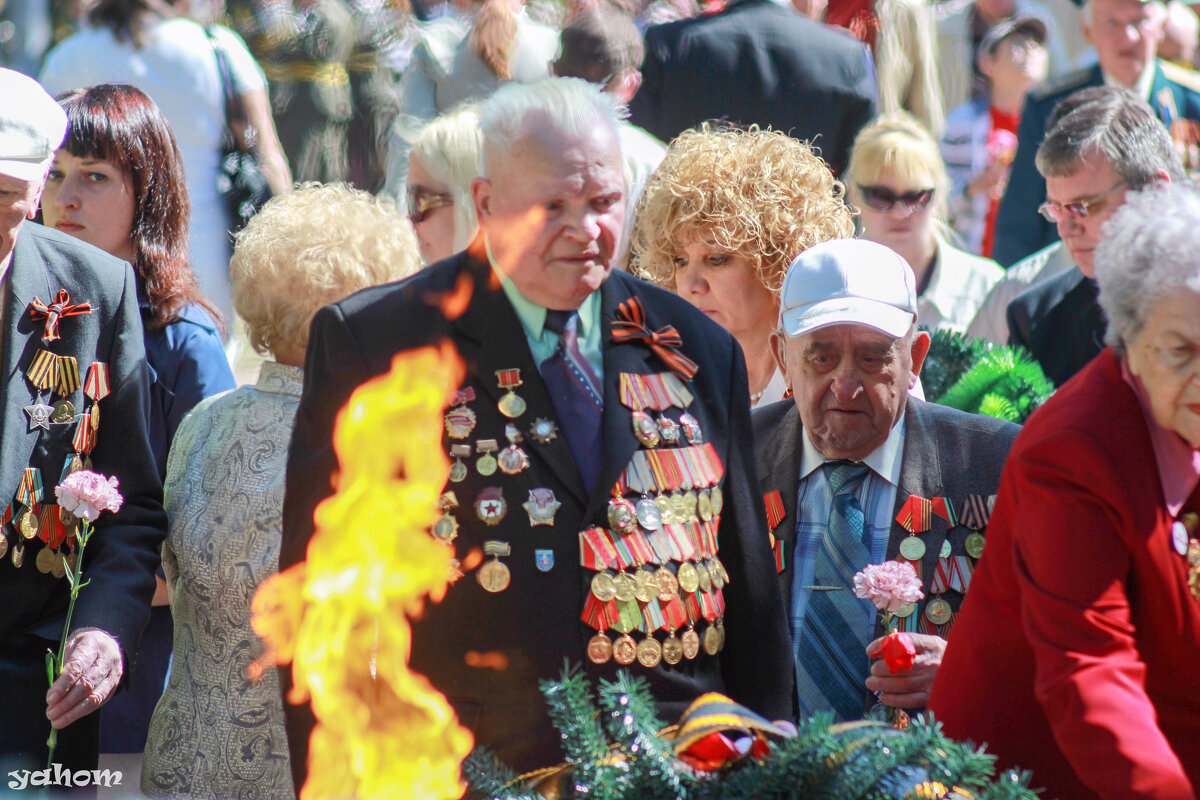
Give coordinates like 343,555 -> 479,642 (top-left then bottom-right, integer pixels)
759,405 -> 803,612
886,401 -> 950,594
452,254 -> 588,507
0,233 -> 53,509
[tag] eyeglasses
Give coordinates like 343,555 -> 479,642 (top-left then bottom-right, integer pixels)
1037,179 -> 1127,222
857,185 -> 935,214
406,186 -> 454,224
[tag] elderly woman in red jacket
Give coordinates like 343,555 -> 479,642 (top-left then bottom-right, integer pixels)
928,181 -> 1200,799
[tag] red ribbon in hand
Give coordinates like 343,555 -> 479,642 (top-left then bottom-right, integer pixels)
611,297 -> 698,382
30,289 -> 91,342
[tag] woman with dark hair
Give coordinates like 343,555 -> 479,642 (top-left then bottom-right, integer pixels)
39,83 -> 237,764
40,0 -> 292,324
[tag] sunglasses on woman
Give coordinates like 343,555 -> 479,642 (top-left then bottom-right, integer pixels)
857,185 -> 935,214
1037,179 -> 1127,223
406,186 -> 454,224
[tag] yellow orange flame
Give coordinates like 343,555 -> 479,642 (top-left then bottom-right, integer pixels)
252,343 -> 472,800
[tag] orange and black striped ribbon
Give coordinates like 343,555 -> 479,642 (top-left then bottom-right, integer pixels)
611,297 -> 698,382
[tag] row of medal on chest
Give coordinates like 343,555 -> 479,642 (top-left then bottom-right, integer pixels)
588,619 -> 725,668
1,508 -> 83,575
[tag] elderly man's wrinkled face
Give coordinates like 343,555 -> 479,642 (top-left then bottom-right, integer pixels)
1126,289 -> 1200,448
1084,0 -> 1165,89
771,324 -> 930,461
0,174 -> 43,266
473,121 -> 624,310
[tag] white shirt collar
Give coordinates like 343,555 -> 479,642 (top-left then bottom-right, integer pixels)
798,407 -> 908,487
1103,59 -> 1156,102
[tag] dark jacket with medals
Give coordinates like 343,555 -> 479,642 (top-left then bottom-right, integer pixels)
280,249 -> 793,783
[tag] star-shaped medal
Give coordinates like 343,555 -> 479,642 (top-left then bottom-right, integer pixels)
24,401 -> 54,431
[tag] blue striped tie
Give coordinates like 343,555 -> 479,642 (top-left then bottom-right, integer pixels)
795,461 -> 874,721
540,309 -> 603,492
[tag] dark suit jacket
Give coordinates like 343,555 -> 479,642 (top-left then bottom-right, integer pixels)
280,250 -> 793,783
628,0 -> 877,175
1006,267 -> 1104,388
0,224 -> 166,764
929,349 -> 1200,798
751,398 -> 1018,708
993,60 -> 1200,267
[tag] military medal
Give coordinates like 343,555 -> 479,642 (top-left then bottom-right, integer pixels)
635,497 -> 662,530
477,540 -> 512,592
898,535 -> 926,561
697,490 -> 713,522
654,494 -> 675,525
655,566 -> 679,601
702,624 -> 721,656
632,410 -> 660,448
591,572 -> 618,602
679,412 -> 703,444
50,400 -> 75,424
940,539 -> 952,559
50,551 -> 67,578
612,571 -> 636,602
894,602 -> 916,618
474,487 -> 507,526
681,627 -> 700,660
706,560 -> 725,590
633,568 -> 658,603
697,563 -> 713,593
24,401 -> 53,431
636,636 -> 662,668
924,597 -> 953,625
522,488 -> 561,526
709,485 -> 723,517
676,562 -> 700,594
669,492 -> 690,523
36,545 -> 55,574
475,439 -> 499,476
607,496 -> 638,536
662,630 -> 684,665
444,390 -> 477,439
448,444 -> 470,483
433,492 -> 459,542
495,369 -> 527,419
498,425 -> 530,475
587,632 -> 614,664
0,531 -> 7,560
964,532 -> 986,559
612,634 -> 638,665
530,417 -> 558,443
658,415 -> 681,445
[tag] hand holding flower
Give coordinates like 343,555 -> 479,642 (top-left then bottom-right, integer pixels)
46,627 -> 123,729
865,632 -> 946,710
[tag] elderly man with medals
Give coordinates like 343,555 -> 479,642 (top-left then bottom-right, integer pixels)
753,239 -> 1019,725
0,69 -> 166,771
279,77 -> 793,784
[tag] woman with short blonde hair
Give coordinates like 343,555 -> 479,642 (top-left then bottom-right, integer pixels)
408,105 -> 483,263
846,112 -> 1002,333
633,125 -> 854,406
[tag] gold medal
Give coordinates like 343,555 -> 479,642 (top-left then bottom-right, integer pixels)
702,624 -> 721,656
716,559 -> 730,585
940,539 -> 952,559
707,560 -> 725,590
655,494 -> 676,525
710,486 -> 723,517
11,542 -> 24,568
59,505 -> 76,527
676,562 -> 700,594
636,636 -> 662,668
697,491 -> 713,522
894,602 -> 916,618
612,571 -> 636,603
35,546 -> 55,573
444,405 -> 477,439
716,620 -> 726,652
50,551 -> 66,578
964,532 -> 986,559
632,411 -> 661,448
697,562 -> 712,593
681,627 -> 700,660
613,634 -> 637,665
587,632 -> 613,664
655,566 -> 678,601
50,400 -> 75,424
449,461 -> 468,483
90,402 -> 100,433
591,571 -> 618,602
924,597 -> 953,625
477,559 -> 511,593
683,490 -> 699,523
669,492 -> 689,522
19,511 -> 38,540
0,534 -> 7,560
67,454 -> 83,474
495,369 -> 527,419
898,536 -> 925,561
607,497 -> 638,535
634,569 -> 657,603
662,631 -> 684,665
475,439 -> 499,476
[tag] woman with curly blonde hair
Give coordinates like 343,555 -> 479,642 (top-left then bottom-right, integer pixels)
632,125 -> 854,407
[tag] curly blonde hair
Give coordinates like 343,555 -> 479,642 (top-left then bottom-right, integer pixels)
230,183 -> 422,357
631,125 -> 854,299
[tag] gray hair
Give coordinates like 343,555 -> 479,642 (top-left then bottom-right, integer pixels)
1035,86 -> 1185,186
477,77 -> 623,178
1079,0 -> 1166,29
1095,181 -> 1200,353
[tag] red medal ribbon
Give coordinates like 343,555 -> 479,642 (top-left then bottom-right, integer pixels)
39,504 -> 67,548
931,496 -> 957,527
700,519 -> 719,555
72,415 -> 95,454
642,596 -> 667,632
83,362 -> 111,402
929,557 -> 952,594
612,298 -> 699,382
662,594 -> 688,630
895,495 -> 932,533
495,368 -> 522,388
30,290 -> 91,343
948,555 -> 973,593
763,490 -> 785,529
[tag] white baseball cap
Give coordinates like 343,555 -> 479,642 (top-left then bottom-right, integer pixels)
0,68 -> 67,182
777,239 -> 918,339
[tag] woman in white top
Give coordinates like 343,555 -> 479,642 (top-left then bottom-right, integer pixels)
631,126 -> 855,408
41,0 -> 292,326
846,112 -> 1004,335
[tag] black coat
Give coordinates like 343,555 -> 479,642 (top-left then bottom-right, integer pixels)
1006,267 -> 1105,388
628,0 -> 877,174
280,250 -> 794,784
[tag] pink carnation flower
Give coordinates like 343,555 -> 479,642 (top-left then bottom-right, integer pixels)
55,470 -> 123,523
853,561 -> 924,613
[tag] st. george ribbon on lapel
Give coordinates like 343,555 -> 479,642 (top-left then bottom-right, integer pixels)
29,289 -> 91,342
611,297 -> 698,382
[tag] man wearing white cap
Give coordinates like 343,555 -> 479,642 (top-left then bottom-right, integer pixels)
753,238 -> 1018,723
0,68 -> 166,771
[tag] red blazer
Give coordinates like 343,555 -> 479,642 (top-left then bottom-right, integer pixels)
928,348 -> 1200,800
